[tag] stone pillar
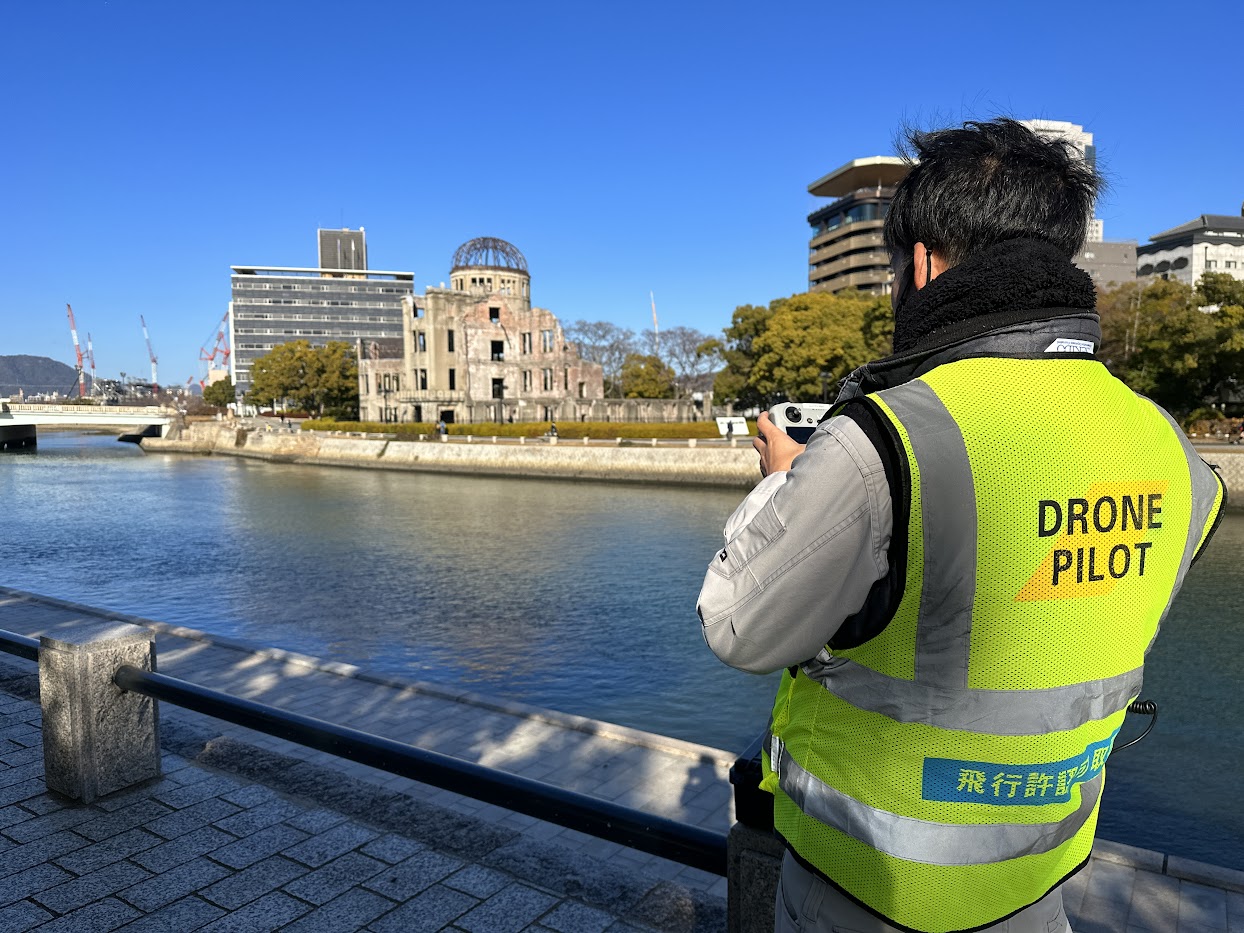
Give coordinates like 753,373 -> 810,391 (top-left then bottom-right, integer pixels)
39,622 -> 161,803
727,820 -> 784,933
728,731 -> 780,933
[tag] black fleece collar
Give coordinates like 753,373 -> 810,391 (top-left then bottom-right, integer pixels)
893,238 -> 1097,354
832,238 -> 1101,403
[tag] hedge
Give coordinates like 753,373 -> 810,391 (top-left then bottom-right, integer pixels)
299,419 -> 754,440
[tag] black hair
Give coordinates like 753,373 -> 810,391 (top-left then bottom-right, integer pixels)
883,118 -> 1103,268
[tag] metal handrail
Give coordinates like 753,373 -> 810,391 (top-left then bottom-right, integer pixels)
0,631 -> 38,662
111,665 -> 727,875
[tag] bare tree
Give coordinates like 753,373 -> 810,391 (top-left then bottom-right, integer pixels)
564,321 -> 636,397
656,325 -> 721,397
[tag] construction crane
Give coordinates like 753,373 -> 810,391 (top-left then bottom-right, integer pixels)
140,314 -> 159,393
65,303 -> 86,398
86,333 -> 98,396
198,311 -> 231,388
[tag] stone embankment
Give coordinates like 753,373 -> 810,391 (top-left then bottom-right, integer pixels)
144,421 -> 759,487
143,421 -> 1244,498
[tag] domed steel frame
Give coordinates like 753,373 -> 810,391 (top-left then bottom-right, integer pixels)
450,237 -> 528,274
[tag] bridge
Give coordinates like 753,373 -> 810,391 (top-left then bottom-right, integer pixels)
0,400 -> 176,450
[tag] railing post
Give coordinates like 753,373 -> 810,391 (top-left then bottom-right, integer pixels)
727,733 -> 783,933
38,622 -> 160,803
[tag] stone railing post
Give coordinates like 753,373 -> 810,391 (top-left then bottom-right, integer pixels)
728,733 -> 782,933
39,622 -> 161,803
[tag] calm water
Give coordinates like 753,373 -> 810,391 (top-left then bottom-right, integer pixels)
1,433 -> 1240,869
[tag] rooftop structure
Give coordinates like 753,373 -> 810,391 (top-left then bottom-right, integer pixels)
1138,210 -> 1244,286
806,157 -> 909,295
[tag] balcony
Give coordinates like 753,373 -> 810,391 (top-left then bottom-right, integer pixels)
809,218 -> 885,251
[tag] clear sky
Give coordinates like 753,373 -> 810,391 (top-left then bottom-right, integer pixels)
3,0 -> 1241,385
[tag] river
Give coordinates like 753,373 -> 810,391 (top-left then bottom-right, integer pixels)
1,432 -> 1240,870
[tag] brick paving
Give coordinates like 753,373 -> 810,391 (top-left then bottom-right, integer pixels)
0,586 -> 1242,931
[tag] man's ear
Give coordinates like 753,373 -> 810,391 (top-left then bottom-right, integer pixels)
913,243 -> 947,289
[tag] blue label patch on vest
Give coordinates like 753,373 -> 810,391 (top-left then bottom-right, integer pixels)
921,729 -> 1120,805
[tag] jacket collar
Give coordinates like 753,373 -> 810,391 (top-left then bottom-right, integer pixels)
835,308 -> 1102,403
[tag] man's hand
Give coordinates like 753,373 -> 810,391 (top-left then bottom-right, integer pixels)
754,412 -> 806,477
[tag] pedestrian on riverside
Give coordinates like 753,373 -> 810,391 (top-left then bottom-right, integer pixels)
549,421 -> 558,438
696,118 -> 1225,933
436,418 -> 447,436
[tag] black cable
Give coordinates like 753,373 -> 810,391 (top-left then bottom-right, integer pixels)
1113,699 -> 1158,752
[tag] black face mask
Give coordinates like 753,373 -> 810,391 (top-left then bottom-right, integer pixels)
890,253 -> 915,316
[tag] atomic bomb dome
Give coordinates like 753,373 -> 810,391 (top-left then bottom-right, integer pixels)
448,237 -> 530,298
450,237 -> 528,274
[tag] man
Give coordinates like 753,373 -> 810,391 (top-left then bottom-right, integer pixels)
697,119 -> 1224,933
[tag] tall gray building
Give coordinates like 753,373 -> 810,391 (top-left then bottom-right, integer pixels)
228,228 -> 414,397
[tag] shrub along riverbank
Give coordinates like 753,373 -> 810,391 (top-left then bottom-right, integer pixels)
299,419 -> 754,440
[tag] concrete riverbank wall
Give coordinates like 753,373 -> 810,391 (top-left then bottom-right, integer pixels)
144,421 -> 760,487
143,420 -> 1244,498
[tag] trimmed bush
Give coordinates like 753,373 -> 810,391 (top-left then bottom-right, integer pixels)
299,419 -> 754,440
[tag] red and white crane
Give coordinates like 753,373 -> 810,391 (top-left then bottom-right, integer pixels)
198,311 -> 231,388
65,303 -> 86,398
140,314 -> 159,393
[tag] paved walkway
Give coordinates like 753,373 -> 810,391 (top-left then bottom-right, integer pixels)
0,587 -> 1241,932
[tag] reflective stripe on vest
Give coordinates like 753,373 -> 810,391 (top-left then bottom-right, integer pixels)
771,736 -> 1102,866
797,655 -> 1143,735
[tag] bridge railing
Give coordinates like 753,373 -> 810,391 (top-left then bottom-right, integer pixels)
3,403 -> 174,416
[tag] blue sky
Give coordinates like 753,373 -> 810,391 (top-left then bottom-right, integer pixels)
2,0 -> 1241,385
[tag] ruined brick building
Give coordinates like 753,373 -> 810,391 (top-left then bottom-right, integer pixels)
358,238 -> 606,425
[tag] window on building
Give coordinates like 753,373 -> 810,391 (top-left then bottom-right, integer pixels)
363,374 -> 369,394
419,369 -> 428,390
448,368 -> 456,390
578,381 -> 586,399
491,340 -> 505,361
1227,261 -> 1238,269
1206,260 -> 1217,269
564,368 -> 569,390
541,329 -> 555,352
542,368 -> 554,391
417,331 -> 426,352
489,306 -> 500,323
492,378 -> 504,399
393,375 -> 400,392
447,330 -> 455,352
521,332 -> 532,354
522,370 -> 531,392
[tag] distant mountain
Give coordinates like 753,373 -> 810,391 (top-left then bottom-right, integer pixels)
0,355 -> 89,398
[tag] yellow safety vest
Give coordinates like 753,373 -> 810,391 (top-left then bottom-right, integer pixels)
762,357 -> 1224,933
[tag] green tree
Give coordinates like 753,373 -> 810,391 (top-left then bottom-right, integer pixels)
245,340 -> 359,417
712,303 -> 773,409
712,291 -> 893,408
1195,273 -> 1244,407
620,353 -> 675,398
202,376 -> 235,409
308,341 -> 360,419
1098,279 -> 1215,414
